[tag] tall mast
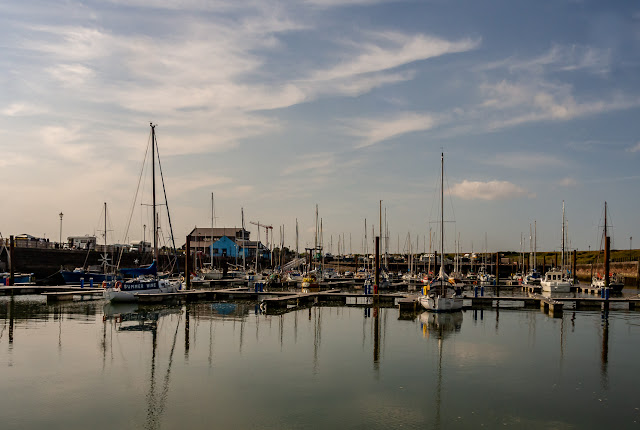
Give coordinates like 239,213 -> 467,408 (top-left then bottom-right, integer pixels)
104,202 -> 107,274
562,200 -> 565,271
151,123 -> 158,263
440,152 -> 444,279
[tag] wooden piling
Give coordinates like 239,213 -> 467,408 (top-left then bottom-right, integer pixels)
9,235 -> 14,287
572,250 -> 577,282
186,235 -> 191,290
495,252 -> 500,286
605,236 -> 610,289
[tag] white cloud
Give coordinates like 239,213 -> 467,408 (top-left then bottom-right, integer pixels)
481,152 -> 567,169
46,63 -> 95,87
479,80 -> 639,130
281,152 -> 336,176
628,142 -> 640,153
348,112 -> 440,148
559,177 -> 578,187
451,180 -> 532,200
479,44 -> 611,76
1,102 -> 46,116
313,32 -> 480,81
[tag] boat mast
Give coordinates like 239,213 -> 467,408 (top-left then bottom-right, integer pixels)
440,152 -> 444,282
104,201 -> 107,275
151,123 -> 158,263
562,200 -> 565,272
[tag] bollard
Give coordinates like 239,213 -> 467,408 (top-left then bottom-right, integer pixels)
80,278 -> 85,288
89,278 -> 93,288
474,286 -> 478,298
259,283 -> 264,293
481,286 -> 484,297
254,282 -> 259,293
604,287 -> 609,300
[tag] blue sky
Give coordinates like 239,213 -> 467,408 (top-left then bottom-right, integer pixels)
1,0 -> 639,254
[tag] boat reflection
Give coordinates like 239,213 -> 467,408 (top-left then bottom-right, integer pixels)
419,311 -> 463,339
419,311 -> 463,430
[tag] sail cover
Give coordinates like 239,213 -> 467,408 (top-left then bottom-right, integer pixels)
120,261 -> 157,277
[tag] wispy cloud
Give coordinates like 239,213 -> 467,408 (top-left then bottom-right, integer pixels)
479,44 -> 611,76
559,177 -> 578,187
312,32 -> 480,81
451,180 -> 533,200
628,142 -> 640,152
1,102 -> 46,116
348,112 -> 440,148
479,80 -> 639,130
481,152 -> 567,169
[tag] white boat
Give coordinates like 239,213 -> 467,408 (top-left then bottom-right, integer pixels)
540,268 -> 572,293
105,124 -> 180,302
540,201 -> 573,293
590,202 -> 624,293
419,152 -> 463,313
419,279 -> 463,312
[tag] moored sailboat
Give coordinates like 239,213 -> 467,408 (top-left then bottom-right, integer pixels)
418,152 -> 463,312
105,124 -> 180,302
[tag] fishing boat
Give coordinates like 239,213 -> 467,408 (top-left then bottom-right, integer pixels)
540,268 -> 572,293
418,153 -> 463,312
590,202 -> 625,293
0,272 -> 34,285
105,124 -> 180,302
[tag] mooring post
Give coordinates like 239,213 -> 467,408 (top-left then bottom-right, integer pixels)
186,235 -> 191,290
573,249 -> 577,284
495,252 -> 500,288
636,260 -> 639,289
9,235 -> 15,287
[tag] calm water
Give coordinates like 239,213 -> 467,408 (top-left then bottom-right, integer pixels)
1,294 -> 640,429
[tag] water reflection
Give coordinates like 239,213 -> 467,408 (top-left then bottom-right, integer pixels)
600,309 -> 609,390
102,303 -> 183,430
419,311 -> 463,430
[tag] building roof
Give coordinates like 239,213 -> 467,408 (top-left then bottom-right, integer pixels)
188,227 -> 246,237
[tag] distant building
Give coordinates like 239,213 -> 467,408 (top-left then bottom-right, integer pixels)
68,235 -> 97,250
209,236 -> 270,260
186,227 -> 250,254
15,234 -> 51,249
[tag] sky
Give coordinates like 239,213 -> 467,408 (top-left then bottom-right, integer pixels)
1,0 -> 639,255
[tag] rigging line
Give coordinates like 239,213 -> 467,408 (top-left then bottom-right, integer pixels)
117,130 -> 152,270
153,134 -> 177,257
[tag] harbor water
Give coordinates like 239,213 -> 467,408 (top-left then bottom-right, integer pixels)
1,294 -> 640,429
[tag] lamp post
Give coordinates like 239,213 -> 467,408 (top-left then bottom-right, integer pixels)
59,212 -> 64,248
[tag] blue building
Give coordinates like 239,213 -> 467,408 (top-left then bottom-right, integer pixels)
210,236 -> 239,258
209,236 -> 270,260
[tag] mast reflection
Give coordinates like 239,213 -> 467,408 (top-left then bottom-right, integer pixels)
419,311 -> 463,430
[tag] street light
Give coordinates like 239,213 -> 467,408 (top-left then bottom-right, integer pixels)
59,212 -> 64,248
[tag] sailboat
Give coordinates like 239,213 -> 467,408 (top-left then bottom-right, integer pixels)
418,152 -> 463,312
105,123 -> 180,302
540,201 -> 572,293
590,202 -> 624,293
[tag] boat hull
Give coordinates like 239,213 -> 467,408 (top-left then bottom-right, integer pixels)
105,279 -> 178,302
61,270 -> 114,284
540,281 -> 571,293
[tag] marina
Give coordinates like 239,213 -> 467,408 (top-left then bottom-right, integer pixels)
2,289 -> 640,429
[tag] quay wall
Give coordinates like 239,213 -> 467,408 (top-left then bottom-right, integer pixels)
0,248 -> 185,284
